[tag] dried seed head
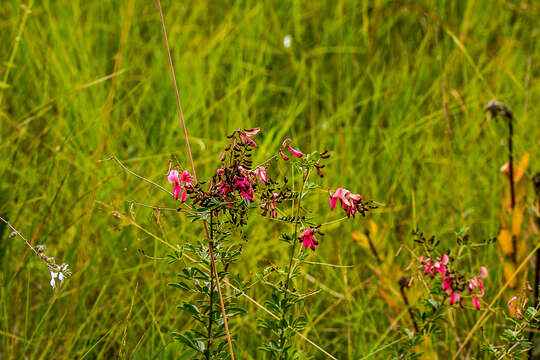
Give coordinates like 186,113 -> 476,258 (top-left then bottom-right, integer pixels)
485,99 -> 513,120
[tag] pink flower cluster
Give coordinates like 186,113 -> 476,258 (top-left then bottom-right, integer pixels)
167,169 -> 193,202
329,188 -> 363,217
215,165 -> 268,203
298,227 -> 323,251
420,254 -> 449,278
419,256 -> 488,310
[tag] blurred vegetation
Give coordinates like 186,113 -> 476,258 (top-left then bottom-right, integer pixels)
1,0 -> 539,358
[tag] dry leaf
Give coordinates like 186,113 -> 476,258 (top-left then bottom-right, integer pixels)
512,209 -> 524,236
503,262 -> 517,288
498,228 -> 513,256
368,220 -> 378,236
351,231 -> 369,249
378,288 -> 400,315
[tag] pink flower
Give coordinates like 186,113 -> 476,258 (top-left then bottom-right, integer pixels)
173,184 -> 182,200
242,128 -> 260,147
480,266 -> 488,279
233,177 -> 255,202
472,296 -> 480,310
270,193 -> 278,217
167,169 -> 193,202
329,188 -> 364,217
508,296 -> 524,319
449,291 -> 461,305
280,149 -> 289,160
468,274 -> 486,310
254,166 -> 267,183
299,228 -> 319,251
419,254 -> 449,279
168,170 -> 179,184
260,193 -> 279,218
442,276 -> 452,293
180,170 -> 193,185
288,145 -> 304,157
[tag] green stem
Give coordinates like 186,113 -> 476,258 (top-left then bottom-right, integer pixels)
284,171 -> 308,290
279,170 -> 309,358
206,212 -> 214,359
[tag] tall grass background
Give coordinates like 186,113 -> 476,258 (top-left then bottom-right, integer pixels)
1,0 -> 539,358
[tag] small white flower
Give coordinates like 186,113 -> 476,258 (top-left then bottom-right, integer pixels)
283,35 -> 291,48
50,270 -> 58,289
49,263 -> 70,290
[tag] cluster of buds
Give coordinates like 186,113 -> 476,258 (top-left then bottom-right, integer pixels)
419,255 -> 488,310
298,226 -> 324,251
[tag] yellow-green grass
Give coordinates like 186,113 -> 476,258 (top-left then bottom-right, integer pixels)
1,0 -> 539,358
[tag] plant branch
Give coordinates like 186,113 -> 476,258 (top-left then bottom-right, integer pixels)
156,1 -> 235,358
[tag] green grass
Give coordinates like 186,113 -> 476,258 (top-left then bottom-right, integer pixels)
1,0 -> 539,358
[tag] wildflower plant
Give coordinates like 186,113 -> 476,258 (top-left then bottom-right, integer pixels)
0,217 -> 71,291
115,126 -> 379,359
385,228 -> 497,358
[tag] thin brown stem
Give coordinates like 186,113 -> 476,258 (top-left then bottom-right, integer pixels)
507,116 -> 517,263
365,230 -> 382,265
156,1 -> 234,358
156,0 -> 196,179
399,277 -> 419,333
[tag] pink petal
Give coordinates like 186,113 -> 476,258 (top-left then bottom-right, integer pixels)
288,145 -> 304,157
441,254 -> 449,265
472,296 -> 480,310
508,296 -> 517,308
173,184 -> 182,200
329,196 -> 338,210
180,188 -> 189,202
255,167 -> 267,183
480,266 -> 488,279
240,190 -> 254,201
181,170 -> 193,184
168,170 -> 179,184
244,128 -> 260,137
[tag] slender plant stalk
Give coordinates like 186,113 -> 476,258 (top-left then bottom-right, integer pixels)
365,230 -> 382,264
156,1 -> 235,358
156,0 -> 196,178
279,171 -> 308,358
284,171 -> 309,290
399,277 -> 419,333
206,212 -> 214,360
506,113 -> 517,264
